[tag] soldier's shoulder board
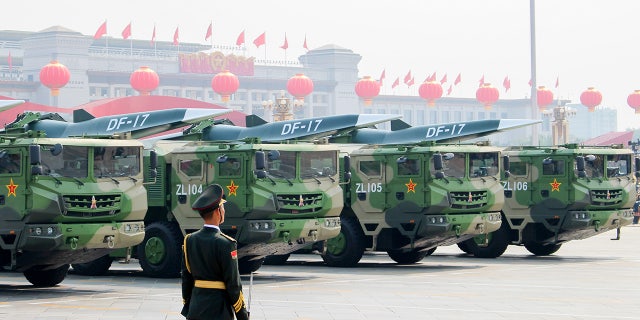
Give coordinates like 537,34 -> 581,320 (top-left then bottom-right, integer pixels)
220,232 -> 237,242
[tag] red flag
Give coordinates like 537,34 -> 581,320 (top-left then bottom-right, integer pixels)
253,32 -> 266,48
391,77 -> 400,89
528,78 -> 532,87
404,70 -> 412,84
280,33 -> 288,50
478,74 -> 485,87
379,69 -> 386,85
428,72 -> 436,82
121,22 -> 132,40
7,51 -> 11,72
407,77 -> 415,87
150,25 -> 156,45
454,73 -> 461,85
447,84 -> 452,95
555,76 -> 559,88
503,76 -> 511,92
236,30 -> 245,46
440,73 -> 448,84
303,35 -> 309,50
93,21 -> 107,40
205,22 -> 213,41
173,27 -> 180,45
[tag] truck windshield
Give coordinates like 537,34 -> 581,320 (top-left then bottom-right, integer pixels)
301,150 -> 337,179
267,150 -> 297,179
606,154 -> 631,177
441,152 -> 466,178
93,146 -> 142,178
580,154 -> 605,178
41,145 -> 89,178
469,152 -> 499,177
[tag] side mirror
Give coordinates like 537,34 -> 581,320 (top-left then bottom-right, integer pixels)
433,154 -> 443,171
503,155 -> 510,172
29,144 -> 41,165
343,155 -> 351,183
576,156 -> 585,172
635,157 -> 640,174
255,151 -> 266,170
255,151 -> 267,179
149,150 -> 158,179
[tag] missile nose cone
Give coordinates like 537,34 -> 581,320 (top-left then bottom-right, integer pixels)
182,108 -> 232,123
497,119 -> 542,130
0,100 -> 25,111
356,114 -> 402,127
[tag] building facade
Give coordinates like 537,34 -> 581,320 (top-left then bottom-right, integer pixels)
0,26 -> 618,146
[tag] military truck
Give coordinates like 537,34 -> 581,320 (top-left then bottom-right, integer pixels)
457,143 -> 636,258
132,139 -> 345,276
0,130 -> 150,286
317,141 -> 505,267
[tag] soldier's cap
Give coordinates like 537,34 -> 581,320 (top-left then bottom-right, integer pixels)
192,184 -> 227,212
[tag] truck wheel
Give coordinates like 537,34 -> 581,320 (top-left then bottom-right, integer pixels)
387,248 -> 429,264
462,223 -> 509,258
263,254 -> 290,265
457,241 -> 472,254
238,257 -> 265,274
71,254 -> 113,276
24,264 -> 69,287
138,221 -> 183,278
321,217 -> 364,267
524,242 -> 562,256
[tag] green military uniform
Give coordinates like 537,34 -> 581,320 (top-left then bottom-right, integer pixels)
181,184 -> 249,320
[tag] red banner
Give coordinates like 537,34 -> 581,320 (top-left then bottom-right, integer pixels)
179,51 -> 255,76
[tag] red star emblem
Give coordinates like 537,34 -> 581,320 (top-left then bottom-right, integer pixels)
6,178 -> 18,197
406,178 -> 417,193
227,180 -> 238,196
550,178 -> 561,192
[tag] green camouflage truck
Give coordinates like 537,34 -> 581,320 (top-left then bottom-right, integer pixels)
0,131 -> 148,286
134,139 -> 344,276
319,142 -> 505,267
457,143 -> 636,257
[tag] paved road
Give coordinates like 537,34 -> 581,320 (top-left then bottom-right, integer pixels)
1,226 -> 639,320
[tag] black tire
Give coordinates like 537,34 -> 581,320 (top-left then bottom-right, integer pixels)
137,221 -> 183,278
387,248 -> 429,264
71,254 -> 113,276
462,222 -> 510,258
524,242 -> 562,256
457,241 -> 472,254
321,216 -> 365,267
263,254 -> 291,265
24,264 -> 69,287
238,257 -> 265,274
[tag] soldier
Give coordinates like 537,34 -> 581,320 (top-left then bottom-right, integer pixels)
181,184 -> 249,320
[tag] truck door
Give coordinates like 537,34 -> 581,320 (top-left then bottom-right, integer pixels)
0,148 -> 27,220
171,153 -> 207,230
531,157 -> 568,209
350,155 -> 386,214
389,154 -> 425,213
207,152 -> 247,219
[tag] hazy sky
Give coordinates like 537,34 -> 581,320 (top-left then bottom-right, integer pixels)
3,0 -> 640,131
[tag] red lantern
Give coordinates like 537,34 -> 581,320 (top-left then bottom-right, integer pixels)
286,73 -> 314,103
39,60 -> 70,96
536,86 -> 554,111
418,81 -> 443,107
130,66 -> 159,96
627,90 -> 640,114
355,76 -> 380,106
580,87 -> 602,112
211,70 -> 239,102
476,83 -> 499,110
